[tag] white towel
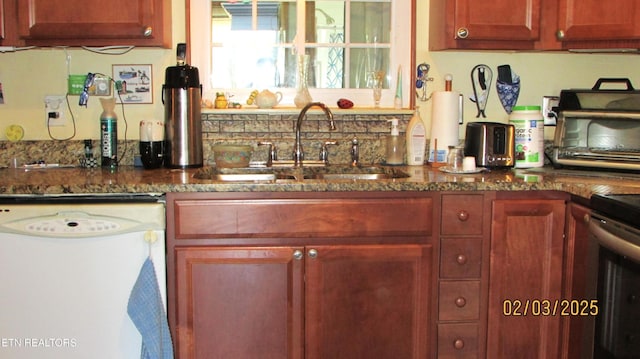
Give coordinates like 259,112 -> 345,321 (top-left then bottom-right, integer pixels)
127,257 -> 174,359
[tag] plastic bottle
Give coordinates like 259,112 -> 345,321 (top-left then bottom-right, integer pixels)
385,118 -> 404,165
509,105 -> 544,168
406,107 -> 426,165
99,97 -> 118,168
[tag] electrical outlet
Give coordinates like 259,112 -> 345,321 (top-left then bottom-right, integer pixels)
44,95 -> 67,126
542,96 -> 560,126
93,77 -> 111,96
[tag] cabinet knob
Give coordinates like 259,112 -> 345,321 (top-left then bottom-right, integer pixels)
143,26 -> 153,37
453,338 -> 465,350
293,250 -> 304,260
583,214 -> 590,224
455,297 -> 467,308
556,29 -> 565,40
457,210 -> 469,222
308,248 -> 318,259
456,27 -> 469,39
456,254 -> 468,265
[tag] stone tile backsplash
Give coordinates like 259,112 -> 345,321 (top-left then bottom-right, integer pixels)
1,111 -> 414,167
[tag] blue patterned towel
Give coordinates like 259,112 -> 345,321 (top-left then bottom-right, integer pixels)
128,257 -> 174,359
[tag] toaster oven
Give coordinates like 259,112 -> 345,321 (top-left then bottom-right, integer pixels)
552,79 -> 640,171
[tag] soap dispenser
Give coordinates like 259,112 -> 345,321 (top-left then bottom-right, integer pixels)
406,106 -> 426,165
385,118 -> 404,165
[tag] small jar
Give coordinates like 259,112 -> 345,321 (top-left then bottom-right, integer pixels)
447,146 -> 464,170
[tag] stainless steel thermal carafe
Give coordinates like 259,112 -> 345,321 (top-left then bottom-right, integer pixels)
162,43 -> 203,168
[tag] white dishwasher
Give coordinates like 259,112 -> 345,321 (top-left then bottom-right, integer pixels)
0,195 -> 169,359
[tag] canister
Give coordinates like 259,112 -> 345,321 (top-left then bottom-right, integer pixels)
509,105 -> 544,168
162,43 -> 203,168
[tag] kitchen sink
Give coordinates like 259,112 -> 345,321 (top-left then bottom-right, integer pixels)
193,167 -> 277,182
193,165 -> 410,182
301,165 -> 410,180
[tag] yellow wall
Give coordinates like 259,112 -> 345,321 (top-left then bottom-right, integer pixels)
1,0 -> 639,140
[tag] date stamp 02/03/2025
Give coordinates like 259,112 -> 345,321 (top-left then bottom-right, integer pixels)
502,299 -> 599,317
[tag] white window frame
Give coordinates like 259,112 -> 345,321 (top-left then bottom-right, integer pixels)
189,0 -> 413,108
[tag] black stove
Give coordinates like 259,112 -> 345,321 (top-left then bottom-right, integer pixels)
591,194 -> 640,228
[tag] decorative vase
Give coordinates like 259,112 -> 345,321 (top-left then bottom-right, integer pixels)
294,54 -> 313,108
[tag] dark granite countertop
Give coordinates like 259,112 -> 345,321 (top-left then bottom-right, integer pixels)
0,165 -> 638,199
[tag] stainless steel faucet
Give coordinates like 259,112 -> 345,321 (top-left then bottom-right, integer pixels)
293,102 -> 336,166
258,141 -> 277,167
350,137 -> 359,166
319,141 -> 338,163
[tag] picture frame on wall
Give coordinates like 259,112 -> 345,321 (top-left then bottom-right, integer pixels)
112,64 -> 153,104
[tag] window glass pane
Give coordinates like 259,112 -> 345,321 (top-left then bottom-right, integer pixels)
197,0 -> 404,105
210,1 -> 296,89
349,47 -> 390,89
349,2 -> 391,44
310,1 -> 346,89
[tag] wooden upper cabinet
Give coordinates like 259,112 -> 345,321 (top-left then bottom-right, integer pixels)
556,0 -> 640,49
16,0 -> 171,48
430,0 -> 640,50
429,0 -> 542,50
0,0 -> 4,40
0,0 -> 20,45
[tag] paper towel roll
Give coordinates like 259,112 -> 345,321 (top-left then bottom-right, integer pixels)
428,91 -> 460,164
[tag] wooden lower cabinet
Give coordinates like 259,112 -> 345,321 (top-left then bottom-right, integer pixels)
167,192 -> 434,359
562,202 -> 594,359
168,191 -> 590,359
487,197 -> 567,359
173,244 -> 431,359
305,244 -> 432,359
174,246 -> 304,358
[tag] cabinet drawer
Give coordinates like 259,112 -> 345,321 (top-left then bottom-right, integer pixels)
172,197 -> 433,238
440,238 -> 482,279
441,194 -> 484,235
438,323 -> 479,359
439,281 -> 480,321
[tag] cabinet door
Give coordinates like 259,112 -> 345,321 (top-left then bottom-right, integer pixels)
305,244 -> 432,359
17,0 -> 171,47
0,0 -> 20,45
557,0 -> 640,42
430,0 -> 542,50
562,202 -> 595,359
487,199 -> 565,359
173,246 -> 304,359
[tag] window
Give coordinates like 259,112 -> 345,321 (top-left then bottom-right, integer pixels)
189,0 -> 413,108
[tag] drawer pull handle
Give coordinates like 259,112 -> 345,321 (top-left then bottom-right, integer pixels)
454,338 -> 465,350
456,254 -> 468,265
455,297 -> 467,308
457,210 -> 469,221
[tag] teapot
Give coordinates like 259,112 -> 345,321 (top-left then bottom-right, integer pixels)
255,89 -> 283,109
